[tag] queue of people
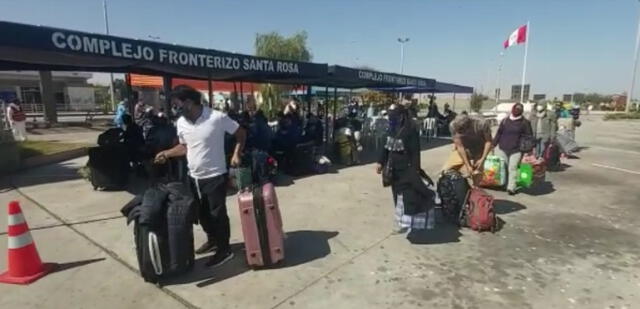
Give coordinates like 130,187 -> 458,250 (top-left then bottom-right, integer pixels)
107,85 -> 584,283
377,101 -> 573,235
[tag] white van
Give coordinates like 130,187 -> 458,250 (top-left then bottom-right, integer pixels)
491,102 -> 535,123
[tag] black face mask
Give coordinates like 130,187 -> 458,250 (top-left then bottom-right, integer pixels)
388,108 -> 405,131
172,106 -> 184,117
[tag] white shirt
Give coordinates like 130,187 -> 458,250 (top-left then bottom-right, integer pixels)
177,106 -> 239,179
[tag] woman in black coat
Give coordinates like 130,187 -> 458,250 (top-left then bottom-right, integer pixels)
376,104 -> 435,233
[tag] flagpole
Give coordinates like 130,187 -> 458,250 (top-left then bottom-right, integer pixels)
520,21 -> 530,104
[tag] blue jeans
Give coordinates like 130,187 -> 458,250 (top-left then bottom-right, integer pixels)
535,139 -> 546,159
494,147 -> 523,191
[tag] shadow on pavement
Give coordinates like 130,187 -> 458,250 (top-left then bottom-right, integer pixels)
407,224 -> 462,245
164,230 -> 339,288
9,161 -> 83,189
49,257 -> 106,274
521,181 -> 555,196
279,230 -> 338,268
548,163 -> 571,173
162,243 -> 248,288
493,199 -> 527,214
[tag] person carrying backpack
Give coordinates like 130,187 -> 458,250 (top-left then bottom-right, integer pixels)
6,98 -> 27,141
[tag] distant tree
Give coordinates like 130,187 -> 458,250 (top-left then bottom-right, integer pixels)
255,31 -> 312,119
573,92 -> 586,104
470,93 -> 488,112
93,86 -> 111,113
361,90 -> 395,107
112,78 -> 128,102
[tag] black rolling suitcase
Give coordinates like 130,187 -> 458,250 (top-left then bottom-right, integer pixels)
164,182 -> 195,275
289,141 -> 315,176
122,179 -> 195,284
88,145 -> 129,191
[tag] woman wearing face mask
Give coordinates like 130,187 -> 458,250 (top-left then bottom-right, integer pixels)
376,104 -> 435,234
492,103 -> 533,195
529,103 -> 557,159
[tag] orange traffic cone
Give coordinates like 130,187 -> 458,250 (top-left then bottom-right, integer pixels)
0,201 -> 55,284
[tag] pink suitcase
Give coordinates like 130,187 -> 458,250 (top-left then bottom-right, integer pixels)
237,182 -> 285,267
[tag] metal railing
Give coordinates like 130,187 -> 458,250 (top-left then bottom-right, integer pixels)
20,103 -> 107,113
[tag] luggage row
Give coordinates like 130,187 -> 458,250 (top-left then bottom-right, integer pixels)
120,150 -> 286,285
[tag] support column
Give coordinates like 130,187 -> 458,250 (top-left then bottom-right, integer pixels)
332,87 -> 338,142
162,75 -> 172,116
306,85 -> 312,116
208,74 -> 213,108
324,86 -> 329,144
38,70 -> 57,124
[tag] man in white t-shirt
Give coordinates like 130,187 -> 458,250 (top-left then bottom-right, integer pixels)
155,86 -> 246,267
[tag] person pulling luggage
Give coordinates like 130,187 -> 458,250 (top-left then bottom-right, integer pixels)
529,103 -> 557,159
376,104 -> 435,234
155,85 -> 246,267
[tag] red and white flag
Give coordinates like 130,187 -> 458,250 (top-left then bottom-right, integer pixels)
503,25 -> 527,49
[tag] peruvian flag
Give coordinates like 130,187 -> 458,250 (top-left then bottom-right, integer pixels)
503,25 -> 527,49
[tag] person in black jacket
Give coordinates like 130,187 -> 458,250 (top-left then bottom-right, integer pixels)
122,114 -> 145,167
376,104 -> 434,234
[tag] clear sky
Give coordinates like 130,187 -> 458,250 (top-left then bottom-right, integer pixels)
2,0 -> 639,98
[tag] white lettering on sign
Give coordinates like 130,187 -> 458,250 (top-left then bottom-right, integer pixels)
48,31 -> 303,75
142,47 -> 154,60
358,70 -> 428,87
67,35 -> 82,51
52,32 -> 66,48
111,40 -> 122,57
99,39 -> 110,54
169,50 -> 178,64
82,37 -> 99,53
121,43 -> 133,58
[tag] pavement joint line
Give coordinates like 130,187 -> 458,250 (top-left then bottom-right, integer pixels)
0,215 -> 124,236
592,163 -> 640,175
11,183 -> 200,309
588,146 -> 640,156
269,231 -> 393,309
332,237 -> 351,252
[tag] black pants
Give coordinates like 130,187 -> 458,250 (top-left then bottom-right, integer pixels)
190,174 -> 230,252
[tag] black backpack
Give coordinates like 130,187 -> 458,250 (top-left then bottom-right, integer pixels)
437,170 -> 470,226
98,128 -> 124,146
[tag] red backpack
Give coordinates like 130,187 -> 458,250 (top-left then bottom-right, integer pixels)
10,106 -> 26,122
462,188 -> 496,232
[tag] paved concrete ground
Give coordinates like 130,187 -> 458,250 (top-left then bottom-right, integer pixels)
1,115 -> 639,309
27,126 -> 103,145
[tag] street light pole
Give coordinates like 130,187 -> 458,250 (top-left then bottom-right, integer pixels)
496,52 -> 504,104
627,2 -> 640,112
103,0 -> 116,112
397,37 -> 410,74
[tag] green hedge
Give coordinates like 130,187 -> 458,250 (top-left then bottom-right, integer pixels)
603,112 -> 640,121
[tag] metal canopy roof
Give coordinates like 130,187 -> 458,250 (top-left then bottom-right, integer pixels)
0,21 -> 328,85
